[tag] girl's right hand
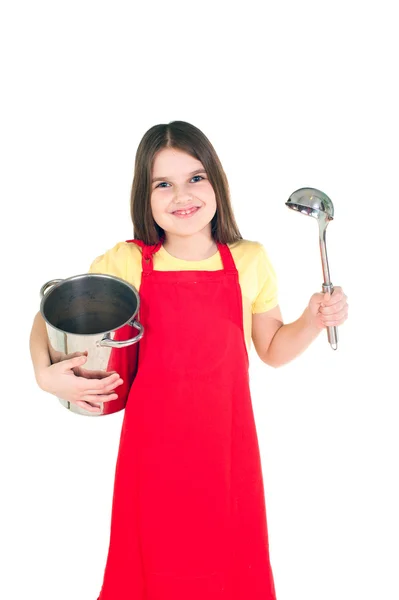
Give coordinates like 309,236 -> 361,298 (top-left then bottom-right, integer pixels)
36,353 -> 124,414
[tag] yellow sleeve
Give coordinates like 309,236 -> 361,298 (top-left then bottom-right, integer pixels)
252,244 -> 279,314
88,242 -> 131,281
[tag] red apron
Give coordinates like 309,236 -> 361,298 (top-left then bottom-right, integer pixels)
97,240 -> 277,599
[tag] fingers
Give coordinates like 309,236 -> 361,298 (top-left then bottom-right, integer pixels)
75,384 -> 118,413
77,374 -> 123,393
309,287 -> 349,328
75,400 -> 102,413
312,293 -> 325,304
66,350 -> 88,358
77,368 -> 119,380
75,383 -> 121,413
321,306 -> 349,326
321,298 -> 348,315
62,355 -> 88,370
322,287 -> 346,306
79,392 -> 119,403
321,288 -> 348,313
65,364 -> 123,406
73,382 -> 121,412
83,385 -> 122,397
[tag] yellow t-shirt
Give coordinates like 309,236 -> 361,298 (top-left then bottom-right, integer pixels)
89,239 -> 278,352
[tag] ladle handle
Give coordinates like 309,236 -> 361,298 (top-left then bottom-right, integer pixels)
322,283 -> 338,351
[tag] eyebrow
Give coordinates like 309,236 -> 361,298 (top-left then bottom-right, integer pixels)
151,169 -> 206,184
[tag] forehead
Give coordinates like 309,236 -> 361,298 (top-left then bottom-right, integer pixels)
152,148 -> 204,175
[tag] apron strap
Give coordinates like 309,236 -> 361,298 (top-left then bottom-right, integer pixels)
216,242 -> 237,274
126,238 -> 237,274
126,238 -> 162,273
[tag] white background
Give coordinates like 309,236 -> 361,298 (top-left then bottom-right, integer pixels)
1,1 -> 398,599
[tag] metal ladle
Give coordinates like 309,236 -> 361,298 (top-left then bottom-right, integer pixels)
286,187 -> 338,351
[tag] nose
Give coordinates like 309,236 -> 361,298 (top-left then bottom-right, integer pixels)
174,194 -> 193,205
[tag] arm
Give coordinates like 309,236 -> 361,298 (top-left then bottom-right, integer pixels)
252,288 -> 348,368
252,305 -> 321,368
29,312 -> 55,387
29,312 -> 123,412
30,312 -> 74,375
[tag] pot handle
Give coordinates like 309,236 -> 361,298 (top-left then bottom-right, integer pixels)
97,320 -> 144,348
40,279 -> 63,299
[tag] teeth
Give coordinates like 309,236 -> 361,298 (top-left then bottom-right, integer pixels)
175,207 -> 197,215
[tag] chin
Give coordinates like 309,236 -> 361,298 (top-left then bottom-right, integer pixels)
156,216 -> 214,237
182,218 -> 213,232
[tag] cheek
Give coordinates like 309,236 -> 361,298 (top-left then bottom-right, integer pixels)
150,194 -> 172,228
206,196 -> 217,217
150,196 -> 157,216
150,193 -> 166,215
201,185 -> 217,208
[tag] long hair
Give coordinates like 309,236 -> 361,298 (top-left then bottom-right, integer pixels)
130,121 -> 243,245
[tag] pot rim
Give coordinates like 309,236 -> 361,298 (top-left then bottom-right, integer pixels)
39,273 -> 141,337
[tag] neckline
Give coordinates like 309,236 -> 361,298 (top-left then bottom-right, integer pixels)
159,244 -> 222,264
128,239 -> 238,274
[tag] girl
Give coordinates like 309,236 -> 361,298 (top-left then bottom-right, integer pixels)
30,121 -> 348,600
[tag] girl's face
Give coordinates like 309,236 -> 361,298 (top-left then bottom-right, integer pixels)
150,148 -> 217,238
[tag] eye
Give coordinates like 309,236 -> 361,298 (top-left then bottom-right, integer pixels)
155,175 -> 205,189
156,182 -> 170,188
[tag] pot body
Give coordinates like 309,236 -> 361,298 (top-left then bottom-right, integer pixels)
40,273 -> 143,416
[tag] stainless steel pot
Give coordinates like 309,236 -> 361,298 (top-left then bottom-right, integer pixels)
40,273 -> 144,417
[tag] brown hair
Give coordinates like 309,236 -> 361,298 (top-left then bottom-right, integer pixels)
130,120 -> 243,245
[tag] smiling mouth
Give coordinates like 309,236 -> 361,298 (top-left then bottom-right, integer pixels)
172,206 -> 201,218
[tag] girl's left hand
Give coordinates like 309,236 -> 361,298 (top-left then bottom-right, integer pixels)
307,286 -> 349,330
